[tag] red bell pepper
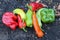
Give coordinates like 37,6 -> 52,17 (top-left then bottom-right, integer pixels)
17,15 -> 27,32
27,2 -> 43,11
2,12 -> 18,30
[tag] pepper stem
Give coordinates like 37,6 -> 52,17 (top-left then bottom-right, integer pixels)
27,4 -> 32,10
22,28 -> 27,32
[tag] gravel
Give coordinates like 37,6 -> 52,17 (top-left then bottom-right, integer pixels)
0,0 -> 60,40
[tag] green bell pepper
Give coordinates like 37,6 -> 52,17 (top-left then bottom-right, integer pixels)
26,9 -> 33,27
40,8 -> 55,23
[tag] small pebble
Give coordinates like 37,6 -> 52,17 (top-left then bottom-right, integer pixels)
35,36 -> 37,39
59,18 -> 60,20
57,4 -> 60,10
45,32 -> 47,34
47,27 -> 50,30
0,2 -> 1,4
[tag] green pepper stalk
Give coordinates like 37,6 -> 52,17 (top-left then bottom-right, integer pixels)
26,9 -> 33,27
40,8 -> 55,23
13,8 -> 26,21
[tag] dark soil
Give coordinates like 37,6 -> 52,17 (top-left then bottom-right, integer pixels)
0,0 -> 60,40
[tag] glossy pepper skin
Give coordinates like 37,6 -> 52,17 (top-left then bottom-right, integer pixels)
26,9 -> 33,27
17,15 -> 27,32
36,9 -> 42,28
13,8 -> 26,21
40,8 -> 55,23
27,2 -> 43,11
2,12 -> 18,30
32,12 -> 44,38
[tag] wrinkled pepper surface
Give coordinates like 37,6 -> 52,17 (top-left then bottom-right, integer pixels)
17,15 -> 27,32
39,8 -> 55,23
26,9 -> 33,27
2,12 -> 18,30
13,8 -> 26,21
27,2 -> 43,11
